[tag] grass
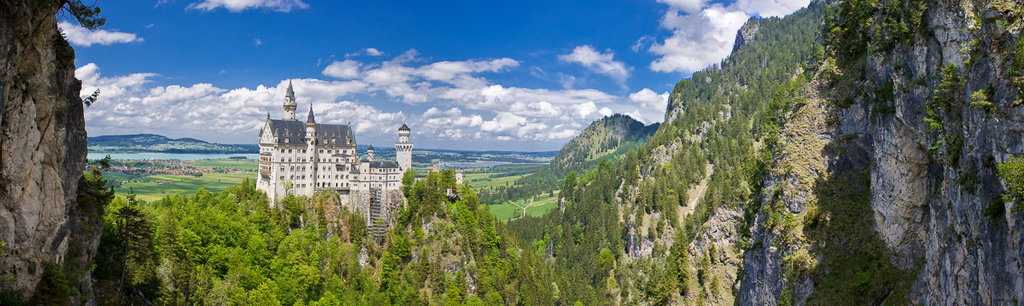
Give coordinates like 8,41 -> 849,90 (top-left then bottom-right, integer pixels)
486,202 -> 522,221
525,194 -> 559,217
192,158 -> 258,171
115,172 -> 254,202
464,172 -> 529,190
485,193 -> 560,221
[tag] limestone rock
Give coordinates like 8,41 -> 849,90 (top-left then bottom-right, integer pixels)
0,0 -> 90,302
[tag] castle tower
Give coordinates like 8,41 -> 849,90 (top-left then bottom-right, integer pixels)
395,123 -> 413,173
283,80 -> 297,120
367,145 -> 375,160
306,105 -> 317,194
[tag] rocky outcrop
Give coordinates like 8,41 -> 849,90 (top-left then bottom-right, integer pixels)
0,0 -> 90,301
842,1 -> 1023,303
739,0 -> 1024,304
732,18 -> 760,53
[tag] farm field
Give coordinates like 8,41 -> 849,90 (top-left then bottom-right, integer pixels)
114,172 -> 255,202
485,192 -> 559,221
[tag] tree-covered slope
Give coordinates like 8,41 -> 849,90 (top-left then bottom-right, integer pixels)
88,134 -> 258,154
507,3 -> 827,303
85,170 -> 558,305
480,114 -> 657,204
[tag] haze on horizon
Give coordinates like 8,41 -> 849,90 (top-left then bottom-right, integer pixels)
69,0 -> 809,151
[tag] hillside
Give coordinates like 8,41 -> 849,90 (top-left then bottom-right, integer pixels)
479,114 -> 657,204
510,0 -> 1024,304
88,134 -> 259,154
508,2 -> 826,303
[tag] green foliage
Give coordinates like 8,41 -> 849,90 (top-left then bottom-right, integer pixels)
89,170 -> 555,304
997,156 -> 1024,211
925,63 -> 966,164
58,0 -> 107,30
969,87 -> 994,111
803,169 -> 910,304
983,196 -> 1005,221
31,263 -> 71,306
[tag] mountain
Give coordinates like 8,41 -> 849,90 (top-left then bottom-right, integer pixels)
88,134 -> 259,154
479,114 -> 658,204
511,0 -> 1024,304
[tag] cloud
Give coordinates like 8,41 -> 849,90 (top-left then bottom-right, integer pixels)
734,0 -> 810,17
58,21 -> 143,47
657,0 -> 705,13
365,48 -> 383,56
558,45 -> 630,84
187,0 -> 309,12
627,88 -> 669,124
79,48 -> 659,149
322,60 -> 362,79
647,0 -> 809,73
253,38 -> 262,46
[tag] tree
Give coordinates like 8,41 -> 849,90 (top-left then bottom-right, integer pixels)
56,0 -> 106,29
114,194 -> 154,292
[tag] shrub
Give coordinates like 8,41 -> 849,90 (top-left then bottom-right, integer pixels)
997,156 -> 1024,211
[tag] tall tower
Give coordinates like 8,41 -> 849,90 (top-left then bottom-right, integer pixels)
305,106 -> 317,193
283,79 -> 297,120
395,123 -> 413,173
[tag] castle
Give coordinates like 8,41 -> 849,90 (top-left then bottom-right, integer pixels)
256,80 -> 413,225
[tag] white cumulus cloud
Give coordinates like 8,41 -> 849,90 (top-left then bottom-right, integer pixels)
58,21 -> 143,47
647,0 -> 809,73
627,88 -> 669,124
559,45 -> 630,84
322,60 -> 362,79
187,0 -> 309,12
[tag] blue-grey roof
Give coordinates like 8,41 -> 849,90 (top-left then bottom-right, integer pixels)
368,160 -> 399,168
398,123 -> 410,131
286,80 -> 296,101
264,119 -> 353,146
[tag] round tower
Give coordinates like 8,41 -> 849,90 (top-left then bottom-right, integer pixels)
395,123 -> 413,173
283,79 -> 297,120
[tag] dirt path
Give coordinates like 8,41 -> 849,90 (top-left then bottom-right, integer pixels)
681,163 -> 714,221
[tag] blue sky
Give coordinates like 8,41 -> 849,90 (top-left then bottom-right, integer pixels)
67,0 -> 809,151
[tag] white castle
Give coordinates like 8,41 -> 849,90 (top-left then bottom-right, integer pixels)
256,81 -> 413,224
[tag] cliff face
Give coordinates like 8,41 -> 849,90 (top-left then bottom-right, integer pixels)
856,1 -> 1023,303
0,0 -> 90,300
740,0 -> 1024,304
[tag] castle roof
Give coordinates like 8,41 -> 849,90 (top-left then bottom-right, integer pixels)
367,160 -> 399,169
265,119 -> 352,145
398,123 -> 410,131
285,80 -> 296,104
306,105 -> 315,124
367,144 -> 374,150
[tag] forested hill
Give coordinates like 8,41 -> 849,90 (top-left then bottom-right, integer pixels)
507,2 -> 826,303
548,114 -> 658,175
479,114 -> 657,204
88,134 -> 259,154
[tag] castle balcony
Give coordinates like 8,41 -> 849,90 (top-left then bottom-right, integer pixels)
259,153 -> 273,178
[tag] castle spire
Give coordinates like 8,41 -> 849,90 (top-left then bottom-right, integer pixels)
286,79 -> 296,100
283,79 -> 297,120
306,105 -> 316,124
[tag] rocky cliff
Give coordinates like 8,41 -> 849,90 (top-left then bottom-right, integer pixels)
0,0 -> 91,302
739,0 -> 1024,304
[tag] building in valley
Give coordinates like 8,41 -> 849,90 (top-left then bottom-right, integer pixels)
256,80 -> 413,228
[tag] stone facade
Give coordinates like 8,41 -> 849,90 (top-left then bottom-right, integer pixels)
256,81 -> 411,226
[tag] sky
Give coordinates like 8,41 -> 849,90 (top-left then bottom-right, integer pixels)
66,0 -> 810,151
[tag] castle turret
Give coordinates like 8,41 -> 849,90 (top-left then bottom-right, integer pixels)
306,105 -> 317,194
284,80 -> 297,120
395,123 -> 413,173
367,145 -> 375,160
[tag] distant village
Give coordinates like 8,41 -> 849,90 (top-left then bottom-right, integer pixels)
104,159 -> 254,177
